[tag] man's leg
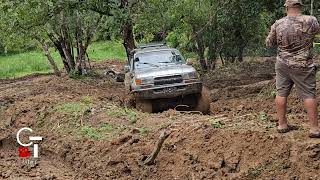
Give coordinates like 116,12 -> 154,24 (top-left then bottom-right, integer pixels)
291,65 -> 319,136
276,96 -> 288,129
304,98 -> 320,134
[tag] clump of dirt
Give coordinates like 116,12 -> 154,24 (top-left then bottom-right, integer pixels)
0,60 -> 319,179
204,58 -> 275,89
11,116 -> 319,180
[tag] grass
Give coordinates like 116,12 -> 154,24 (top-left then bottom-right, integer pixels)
257,112 -> 271,122
0,51 -> 61,78
210,120 -> 224,129
55,102 -> 92,127
138,127 -> 152,135
55,102 -> 91,115
79,123 -> 114,140
106,107 -> 138,124
87,41 -> 126,61
0,41 -> 126,79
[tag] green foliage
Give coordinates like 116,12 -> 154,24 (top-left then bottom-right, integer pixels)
258,83 -> 277,99
79,123 -> 114,140
247,167 -> 263,178
0,51 -> 61,78
210,120 -> 224,129
271,88 -> 277,97
56,103 -> 90,115
106,107 -> 138,124
1,0 -> 318,75
0,0 -> 117,74
0,41 -> 126,79
257,113 -> 271,122
87,41 -> 126,61
80,126 -> 103,140
138,127 -> 152,135
81,96 -> 93,105
134,0 -> 275,69
99,123 -> 114,132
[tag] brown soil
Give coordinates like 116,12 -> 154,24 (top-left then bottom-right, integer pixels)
1,59 -> 320,180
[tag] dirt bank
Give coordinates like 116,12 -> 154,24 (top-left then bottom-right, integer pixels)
0,60 -> 319,179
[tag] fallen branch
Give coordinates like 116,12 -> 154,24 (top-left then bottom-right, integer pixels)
144,130 -> 172,165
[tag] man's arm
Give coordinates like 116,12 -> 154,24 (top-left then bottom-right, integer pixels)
315,19 -> 320,35
310,17 -> 320,35
266,23 -> 277,48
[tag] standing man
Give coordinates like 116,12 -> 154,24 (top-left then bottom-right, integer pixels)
266,0 -> 320,138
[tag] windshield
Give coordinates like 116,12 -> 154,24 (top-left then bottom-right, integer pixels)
134,50 -> 185,69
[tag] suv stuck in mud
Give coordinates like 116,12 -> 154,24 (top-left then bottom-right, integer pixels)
124,44 -> 210,113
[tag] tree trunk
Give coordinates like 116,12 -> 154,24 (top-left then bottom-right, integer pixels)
121,0 -> 136,61
207,43 -> 216,70
195,37 -> 207,72
220,52 -> 225,66
75,10 -> 87,75
122,22 -> 136,61
54,43 -> 71,73
29,31 -> 61,77
237,46 -> 245,62
235,29 -> 245,62
60,10 -> 75,71
61,40 -> 75,71
41,43 -> 61,77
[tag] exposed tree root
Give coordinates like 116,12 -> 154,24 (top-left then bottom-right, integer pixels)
144,130 -> 172,165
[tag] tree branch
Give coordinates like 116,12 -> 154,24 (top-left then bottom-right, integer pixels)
144,130 -> 172,165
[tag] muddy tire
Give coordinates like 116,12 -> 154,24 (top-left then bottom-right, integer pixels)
136,99 -> 153,113
195,86 -> 210,114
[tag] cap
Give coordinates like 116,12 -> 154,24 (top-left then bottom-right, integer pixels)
284,0 -> 303,7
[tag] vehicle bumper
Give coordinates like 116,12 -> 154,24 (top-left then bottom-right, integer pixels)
133,82 -> 202,99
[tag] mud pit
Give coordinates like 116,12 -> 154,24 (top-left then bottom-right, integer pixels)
1,59 -> 320,180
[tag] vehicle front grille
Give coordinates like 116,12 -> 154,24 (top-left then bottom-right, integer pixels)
154,75 -> 183,85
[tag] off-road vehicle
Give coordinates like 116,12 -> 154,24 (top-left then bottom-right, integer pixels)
124,43 -> 210,113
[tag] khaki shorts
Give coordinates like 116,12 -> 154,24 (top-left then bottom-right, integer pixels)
275,61 -> 316,99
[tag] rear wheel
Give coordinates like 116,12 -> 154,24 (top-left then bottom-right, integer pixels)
136,99 -> 153,113
195,86 -> 210,114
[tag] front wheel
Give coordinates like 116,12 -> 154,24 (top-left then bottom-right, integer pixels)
136,99 -> 153,113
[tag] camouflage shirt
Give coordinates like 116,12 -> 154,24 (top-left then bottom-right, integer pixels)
266,15 -> 320,68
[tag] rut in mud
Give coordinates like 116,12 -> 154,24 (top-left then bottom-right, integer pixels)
1,59 -> 320,179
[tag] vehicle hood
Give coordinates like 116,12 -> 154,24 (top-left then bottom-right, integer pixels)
135,64 -> 195,79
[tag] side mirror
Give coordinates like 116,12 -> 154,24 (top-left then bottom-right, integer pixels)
174,55 -> 183,63
186,59 -> 193,65
124,65 -> 130,73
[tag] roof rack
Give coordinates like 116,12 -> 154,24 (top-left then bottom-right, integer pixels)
137,42 -> 167,49
129,42 -> 169,57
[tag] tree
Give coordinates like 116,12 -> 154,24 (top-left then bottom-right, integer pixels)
0,0 -> 111,76
135,0 -> 269,71
219,0 -> 268,63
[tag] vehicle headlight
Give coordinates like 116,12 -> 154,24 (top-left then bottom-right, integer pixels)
135,77 -> 154,85
183,72 -> 198,79
142,77 -> 154,85
188,72 -> 198,79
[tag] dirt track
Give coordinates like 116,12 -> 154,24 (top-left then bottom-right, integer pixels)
1,60 -> 320,180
